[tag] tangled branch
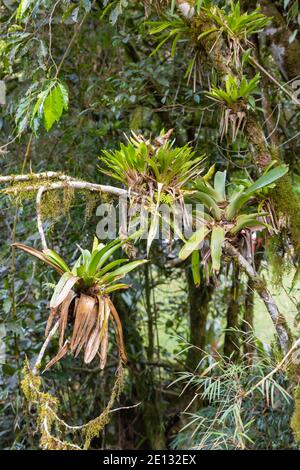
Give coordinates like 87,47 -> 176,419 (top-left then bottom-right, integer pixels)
22,321 -> 127,450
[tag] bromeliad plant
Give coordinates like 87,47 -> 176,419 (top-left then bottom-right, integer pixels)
99,131 -> 205,253
207,74 -> 260,140
148,2 -> 269,78
206,2 -> 270,39
199,1 -> 270,67
179,164 -> 289,280
13,238 -> 147,370
148,10 -> 202,84
99,130 -> 204,199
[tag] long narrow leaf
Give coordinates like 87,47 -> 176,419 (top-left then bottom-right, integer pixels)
210,226 -> 225,272
179,226 -> 210,260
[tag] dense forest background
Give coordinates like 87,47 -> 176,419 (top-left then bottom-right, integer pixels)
0,0 -> 300,450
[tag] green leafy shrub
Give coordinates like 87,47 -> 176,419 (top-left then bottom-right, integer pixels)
171,333 -> 295,450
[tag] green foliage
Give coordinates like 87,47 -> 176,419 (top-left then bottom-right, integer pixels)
15,80 -> 69,133
179,165 -> 289,273
31,80 -> 68,132
148,16 -> 191,58
204,1 -> 270,41
102,0 -> 129,25
207,74 -> 260,108
99,131 -> 204,196
148,1 -> 269,70
147,12 -> 200,79
207,74 -> 261,140
42,82 -> 69,131
100,131 -> 205,254
13,238 -> 144,369
16,0 -> 40,20
14,237 -> 147,294
1,0 -> 300,452
171,334 -> 295,450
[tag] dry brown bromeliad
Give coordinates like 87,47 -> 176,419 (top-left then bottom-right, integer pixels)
13,238 -> 147,370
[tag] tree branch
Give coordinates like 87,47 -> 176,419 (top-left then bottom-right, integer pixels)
1,174 -> 128,197
224,241 -> 292,355
1,172 -> 130,249
32,320 -> 60,375
0,171 -> 73,183
36,187 -> 48,250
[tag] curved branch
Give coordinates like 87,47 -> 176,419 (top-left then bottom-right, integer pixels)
2,177 -> 129,197
1,172 -> 131,253
224,241 -> 292,355
36,187 -> 48,251
32,320 -> 60,375
0,171 -> 74,184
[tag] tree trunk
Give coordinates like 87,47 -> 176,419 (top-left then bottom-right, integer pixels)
185,267 -> 213,371
242,279 -> 255,360
224,241 -> 292,355
113,294 -> 166,450
260,0 -> 300,81
224,264 -> 241,360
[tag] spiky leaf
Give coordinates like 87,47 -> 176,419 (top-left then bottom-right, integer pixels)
179,226 -> 210,260
211,226 -> 225,272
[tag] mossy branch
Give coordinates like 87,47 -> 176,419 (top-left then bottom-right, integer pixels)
1,172 -> 129,197
1,171 -> 130,250
22,359 -> 125,450
224,241 -> 292,355
22,320 -> 127,451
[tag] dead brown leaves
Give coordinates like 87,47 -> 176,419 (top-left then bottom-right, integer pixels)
44,292 -> 127,371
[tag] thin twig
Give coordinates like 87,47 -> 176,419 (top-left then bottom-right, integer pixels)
109,402 -> 141,414
33,321 -> 59,375
36,187 -> 47,250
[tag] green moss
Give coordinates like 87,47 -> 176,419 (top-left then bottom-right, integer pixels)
191,14 -> 230,75
291,385 -> 300,443
268,235 -> 291,287
40,187 -> 75,222
252,276 -> 267,294
245,118 -> 269,159
21,360 -> 125,450
21,360 -> 42,401
83,365 -> 124,449
3,181 -> 45,206
84,191 -> 99,220
272,175 -> 300,258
